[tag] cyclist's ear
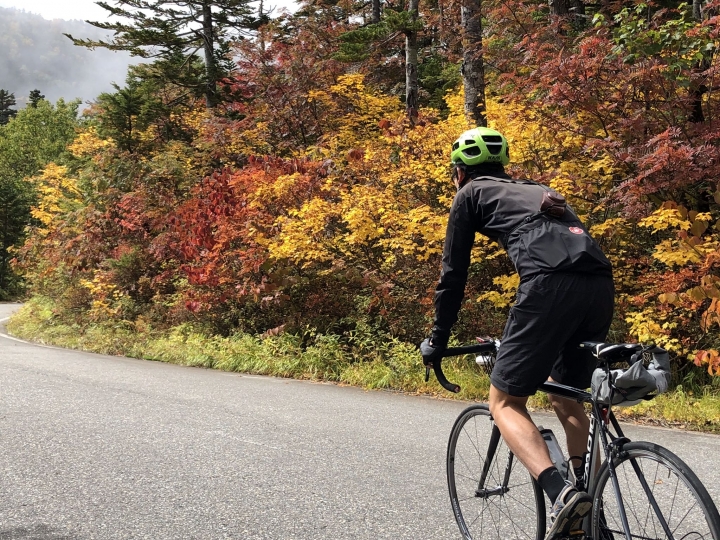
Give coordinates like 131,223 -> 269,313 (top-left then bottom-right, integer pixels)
452,165 -> 467,191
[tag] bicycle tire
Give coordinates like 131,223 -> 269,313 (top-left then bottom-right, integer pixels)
447,404 -> 545,540
592,441 -> 720,540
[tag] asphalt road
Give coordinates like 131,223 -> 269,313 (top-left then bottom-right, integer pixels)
0,303 -> 718,539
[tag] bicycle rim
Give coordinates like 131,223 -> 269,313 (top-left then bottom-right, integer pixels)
592,441 -> 720,540
447,404 -> 545,540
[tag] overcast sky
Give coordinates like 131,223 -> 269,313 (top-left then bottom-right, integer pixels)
3,0 -> 296,21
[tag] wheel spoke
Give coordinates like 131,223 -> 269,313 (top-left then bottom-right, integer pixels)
448,406 -> 544,540
593,443 -> 719,540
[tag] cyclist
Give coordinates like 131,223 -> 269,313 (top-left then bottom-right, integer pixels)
420,127 -> 614,540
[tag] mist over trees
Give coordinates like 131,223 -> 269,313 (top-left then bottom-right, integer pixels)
0,7 -> 134,107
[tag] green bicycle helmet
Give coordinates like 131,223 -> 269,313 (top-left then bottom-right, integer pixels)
450,127 -> 510,167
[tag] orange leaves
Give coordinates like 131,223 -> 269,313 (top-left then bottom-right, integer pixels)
694,349 -> 720,376
700,298 -> 720,332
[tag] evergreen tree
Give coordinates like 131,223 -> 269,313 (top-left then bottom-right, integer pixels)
0,90 -> 17,125
94,68 -> 194,154
28,89 -> 45,108
65,0 -> 265,108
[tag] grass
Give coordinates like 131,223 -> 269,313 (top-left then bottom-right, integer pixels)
7,297 -> 720,433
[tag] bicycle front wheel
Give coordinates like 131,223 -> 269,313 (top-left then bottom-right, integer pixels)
592,441 -> 720,540
447,404 -> 545,540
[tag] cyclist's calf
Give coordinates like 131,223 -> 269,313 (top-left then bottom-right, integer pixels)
488,384 -> 554,479
547,388 -> 590,471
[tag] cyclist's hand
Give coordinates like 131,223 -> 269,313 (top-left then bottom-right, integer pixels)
420,338 -> 445,367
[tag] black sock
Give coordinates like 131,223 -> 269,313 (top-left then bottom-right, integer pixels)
538,466 -> 568,503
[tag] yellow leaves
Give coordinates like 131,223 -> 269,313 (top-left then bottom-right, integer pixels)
80,271 -> 125,321
639,206 -> 690,233
377,205 -> 446,260
68,127 -> 113,157
477,273 -> 520,308
637,202 -> 718,268
270,198 -> 339,268
652,239 -> 703,266
268,182 -> 447,269
625,309 -> 682,353
29,164 -> 82,230
182,108 -> 211,134
315,74 -> 404,152
590,217 -> 629,239
251,172 -> 307,207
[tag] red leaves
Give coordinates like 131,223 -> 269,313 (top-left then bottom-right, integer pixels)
167,158 -> 327,312
185,300 -> 200,313
489,0 -> 720,216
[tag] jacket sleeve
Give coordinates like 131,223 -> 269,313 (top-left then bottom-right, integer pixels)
431,191 -> 476,347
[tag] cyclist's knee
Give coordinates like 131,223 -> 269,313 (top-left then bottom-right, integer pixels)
489,384 -> 529,415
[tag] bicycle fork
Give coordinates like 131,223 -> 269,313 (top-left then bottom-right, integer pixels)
603,412 -> 675,540
475,423 -> 510,498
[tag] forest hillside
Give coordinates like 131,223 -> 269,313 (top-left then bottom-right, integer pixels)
3,0 -> 720,426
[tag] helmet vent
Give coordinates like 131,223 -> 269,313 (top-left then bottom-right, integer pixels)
463,146 -> 481,157
452,142 -> 460,150
465,140 -> 475,145
482,135 -> 503,155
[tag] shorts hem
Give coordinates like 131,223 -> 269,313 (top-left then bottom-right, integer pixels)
490,374 -> 537,398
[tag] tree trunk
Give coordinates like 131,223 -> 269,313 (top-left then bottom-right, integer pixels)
405,0 -> 420,123
550,0 -> 585,27
372,0 -> 381,24
549,0 -> 568,15
461,0 -> 486,127
202,0 -> 218,108
693,0 -> 703,20
258,0 -> 266,52
690,0 -> 707,123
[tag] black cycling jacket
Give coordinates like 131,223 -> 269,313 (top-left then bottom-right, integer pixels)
431,172 -> 612,347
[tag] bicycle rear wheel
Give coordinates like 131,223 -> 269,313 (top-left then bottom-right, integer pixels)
592,441 -> 720,540
447,404 -> 545,540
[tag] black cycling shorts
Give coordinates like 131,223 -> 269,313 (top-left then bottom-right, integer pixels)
490,272 -> 614,397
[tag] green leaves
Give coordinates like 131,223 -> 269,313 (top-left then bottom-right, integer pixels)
606,3 -> 713,86
384,8 -> 424,33
0,98 -> 80,296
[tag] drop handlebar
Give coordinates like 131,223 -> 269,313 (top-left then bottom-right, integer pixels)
424,342 -> 497,393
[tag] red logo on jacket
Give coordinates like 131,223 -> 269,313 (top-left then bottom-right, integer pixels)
569,227 -> 584,235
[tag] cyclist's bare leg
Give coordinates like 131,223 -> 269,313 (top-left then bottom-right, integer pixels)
547,378 -> 589,468
489,384 -> 554,479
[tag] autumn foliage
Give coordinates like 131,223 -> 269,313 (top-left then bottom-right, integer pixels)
11,0 -> 720,382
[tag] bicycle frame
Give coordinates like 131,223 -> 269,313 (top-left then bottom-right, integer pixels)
438,341 -> 677,540
539,380 -> 673,540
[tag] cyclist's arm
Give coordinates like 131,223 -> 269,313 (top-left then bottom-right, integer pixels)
431,189 -> 478,347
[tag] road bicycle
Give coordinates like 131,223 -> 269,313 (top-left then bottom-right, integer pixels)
426,339 -> 720,540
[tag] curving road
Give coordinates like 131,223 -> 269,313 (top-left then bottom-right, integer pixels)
0,303 -> 718,539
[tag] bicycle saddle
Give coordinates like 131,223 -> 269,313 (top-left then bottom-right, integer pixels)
579,341 -> 643,361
